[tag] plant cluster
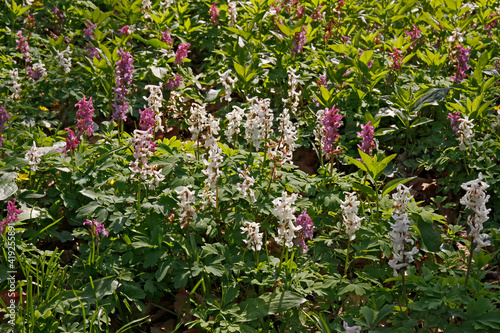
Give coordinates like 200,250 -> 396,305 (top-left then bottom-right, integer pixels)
1,0 -> 500,332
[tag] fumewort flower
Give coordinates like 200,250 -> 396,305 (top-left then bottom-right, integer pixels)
83,20 -> 97,39
389,47 -> 404,72
85,43 -> 101,60
227,1 -> 238,26
27,60 -> 48,80
209,2 -> 219,25
219,69 -> 238,102
176,186 -> 197,229
225,105 -> 245,140
282,67 -> 300,115
129,129 -> 165,189
273,106 -> 297,166
144,83 -> 164,132
25,141 -> 42,172
460,173 -> 491,251
291,25 -> 307,57
202,143 -> 223,193
241,221 -> 263,251
343,321 -> 361,333
139,107 -> 155,132
244,97 -> 273,149
388,184 -> 418,276
294,210 -> 313,253
320,105 -> 343,159
112,49 -> 134,121
161,28 -> 173,46
458,115 -> 474,151
237,166 -> 256,203
341,192 -> 363,241
16,30 -> 30,63
273,191 -> 301,249
9,69 -> 22,99
0,199 -> 23,234
0,105 -> 10,148
55,46 -> 72,73
141,0 -> 152,20
451,45 -> 471,83
187,103 -> 208,141
83,219 -> 109,238
447,27 -> 465,44
75,95 -> 95,138
447,111 -> 461,135
166,73 -> 183,90
62,128 -> 80,156
357,121 -> 375,155
174,43 -> 190,65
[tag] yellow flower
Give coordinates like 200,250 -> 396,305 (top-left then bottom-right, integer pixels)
34,1 -> 43,5
17,173 -> 29,181
109,179 -> 115,185
494,105 -> 500,111
39,106 -> 48,111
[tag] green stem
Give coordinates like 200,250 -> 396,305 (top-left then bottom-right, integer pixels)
344,238 -> 351,278
464,237 -> 475,291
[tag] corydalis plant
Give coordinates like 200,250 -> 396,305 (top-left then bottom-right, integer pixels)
25,141 -> 42,172
112,49 -> 134,121
75,95 -> 95,138
219,69 -> 238,102
461,173 -> 491,287
0,105 -> 10,147
294,210 -> 313,254
320,105 -> 343,160
176,186 -> 197,229
129,129 -> 164,189
357,121 -> 375,155
241,221 -> 263,252
273,191 -> 300,249
451,45 -> 471,83
0,199 -> 23,234
144,83 -> 164,132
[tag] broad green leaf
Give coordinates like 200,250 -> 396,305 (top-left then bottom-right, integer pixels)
381,177 -> 413,197
412,88 -> 450,112
415,217 -> 441,252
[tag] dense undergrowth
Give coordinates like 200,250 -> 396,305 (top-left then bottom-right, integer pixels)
1,0 -> 500,332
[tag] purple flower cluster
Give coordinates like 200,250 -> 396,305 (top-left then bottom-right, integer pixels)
85,43 -> 101,60
451,45 -> 471,83
83,20 -> 97,39
294,210 -> 313,253
83,219 -> 109,238
291,25 -> 307,57
174,43 -> 190,65
166,73 -> 183,90
210,2 -> 219,25
0,105 -> 10,147
486,12 -> 499,37
16,30 -> 30,63
322,105 -> 343,159
405,24 -> 421,42
311,4 -> 324,21
112,49 -> 134,121
318,76 -> 328,88
448,111 -> 461,135
75,95 -> 95,138
139,107 -> 155,131
161,28 -> 173,46
357,121 -> 375,155
0,200 -> 23,234
63,128 -> 80,156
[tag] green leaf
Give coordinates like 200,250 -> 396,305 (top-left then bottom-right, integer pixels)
412,88 -> 450,113
338,283 -> 370,296
0,172 -> 18,201
81,278 -> 119,301
205,263 -> 225,277
234,62 -> 246,78
361,306 -> 376,325
346,155 -> 368,173
415,217 -> 441,252
381,178 -> 413,197
352,183 -> 377,201
238,291 -> 306,320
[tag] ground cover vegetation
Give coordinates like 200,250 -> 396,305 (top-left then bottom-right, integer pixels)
1,0 -> 500,331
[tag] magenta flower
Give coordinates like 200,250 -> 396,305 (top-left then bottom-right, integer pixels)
210,2 -> 219,25
357,121 -> 375,155
166,73 -> 183,90
161,28 -> 173,46
75,95 -> 95,138
85,43 -> 101,60
321,105 -> 343,159
83,219 -> 109,238
16,30 -> 30,63
174,43 -> 190,65
0,199 -> 23,234
451,45 -> 471,83
448,111 -> 461,135
318,76 -> 328,88
294,210 -> 313,253
118,25 -> 131,36
291,25 -> 307,57
63,128 -> 80,156
389,48 -> 404,72
112,49 -> 134,121
0,105 -> 10,148
83,20 -> 97,39
139,107 -> 155,131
